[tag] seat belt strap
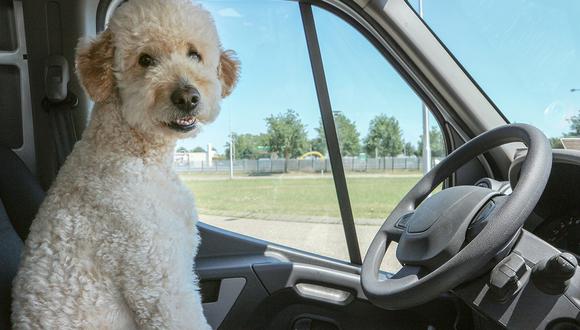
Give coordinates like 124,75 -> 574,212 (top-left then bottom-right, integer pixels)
42,55 -> 79,169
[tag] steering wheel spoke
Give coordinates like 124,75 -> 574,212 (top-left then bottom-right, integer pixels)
382,221 -> 406,243
381,208 -> 416,243
390,264 -> 424,281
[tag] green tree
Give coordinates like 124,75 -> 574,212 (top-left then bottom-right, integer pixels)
176,146 -> 188,153
314,113 -> 361,156
312,123 -> 326,155
403,142 -> 416,156
547,110 -> 579,148
265,109 -> 308,171
567,112 -> 580,137
364,115 -> 404,157
192,146 -> 205,152
549,137 -> 564,149
309,137 -> 326,155
417,126 -> 446,157
225,133 -> 269,159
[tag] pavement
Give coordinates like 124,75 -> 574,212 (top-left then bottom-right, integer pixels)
200,214 -> 402,273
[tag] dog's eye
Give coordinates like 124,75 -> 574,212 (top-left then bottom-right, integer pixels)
188,50 -> 202,62
138,54 -> 156,67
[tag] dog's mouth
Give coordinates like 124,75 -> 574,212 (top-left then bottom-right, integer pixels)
167,115 -> 198,132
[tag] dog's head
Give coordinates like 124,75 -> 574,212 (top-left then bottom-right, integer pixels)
76,0 -> 239,138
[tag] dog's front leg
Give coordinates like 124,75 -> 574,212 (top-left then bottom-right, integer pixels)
115,237 -> 211,330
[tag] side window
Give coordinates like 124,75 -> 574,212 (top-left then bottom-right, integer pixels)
173,1 -> 447,266
313,8 -> 446,271
176,1 -> 351,260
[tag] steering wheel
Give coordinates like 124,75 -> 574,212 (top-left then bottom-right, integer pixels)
361,124 -> 552,309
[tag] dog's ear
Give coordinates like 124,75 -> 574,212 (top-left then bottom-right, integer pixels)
75,29 -> 116,103
218,50 -> 240,98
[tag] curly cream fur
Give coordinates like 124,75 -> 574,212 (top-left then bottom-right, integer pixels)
11,0 -> 238,329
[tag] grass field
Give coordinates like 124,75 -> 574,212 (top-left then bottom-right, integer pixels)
181,173 -> 422,223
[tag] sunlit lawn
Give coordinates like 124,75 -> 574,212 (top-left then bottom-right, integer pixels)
181,173 -> 421,223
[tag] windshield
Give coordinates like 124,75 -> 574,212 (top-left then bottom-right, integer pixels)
414,0 -> 580,147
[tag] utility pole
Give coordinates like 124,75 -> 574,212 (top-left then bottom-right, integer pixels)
419,0 -> 431,174
229,136 -> 234,179
229,108 -> 234,179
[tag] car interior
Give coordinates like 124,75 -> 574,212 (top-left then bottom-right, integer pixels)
1,0 -> 579,329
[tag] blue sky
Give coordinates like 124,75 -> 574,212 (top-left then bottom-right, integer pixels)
178,0 -> 580,153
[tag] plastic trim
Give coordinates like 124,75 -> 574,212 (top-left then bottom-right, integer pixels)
0,0 -> 35,172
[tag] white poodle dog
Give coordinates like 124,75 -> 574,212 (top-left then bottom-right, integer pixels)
11,0 -> 239,328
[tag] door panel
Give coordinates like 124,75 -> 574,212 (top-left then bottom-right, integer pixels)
202,278 -> 246,329
197,223 -> 464,330
197,223 -> 273,329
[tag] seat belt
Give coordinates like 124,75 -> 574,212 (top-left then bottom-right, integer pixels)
42,55 -> 79,169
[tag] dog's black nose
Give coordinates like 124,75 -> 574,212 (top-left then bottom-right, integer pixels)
171,86 -> 200,112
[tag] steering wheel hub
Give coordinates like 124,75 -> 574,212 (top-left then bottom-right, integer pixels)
397,186 -> 499,270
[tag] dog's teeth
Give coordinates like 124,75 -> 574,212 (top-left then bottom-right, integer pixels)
174,116 -> 196,127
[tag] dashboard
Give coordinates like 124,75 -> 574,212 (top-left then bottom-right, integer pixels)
501,149 -> 580,259
456,149 -> 580,329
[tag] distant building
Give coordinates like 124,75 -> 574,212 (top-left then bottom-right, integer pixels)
174,143 -> 216,166
206,143 -> 215,166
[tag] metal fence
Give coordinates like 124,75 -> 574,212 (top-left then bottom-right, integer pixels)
174,156 -> 443,173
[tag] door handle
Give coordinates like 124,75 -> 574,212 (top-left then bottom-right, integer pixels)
294,283 -> 352,305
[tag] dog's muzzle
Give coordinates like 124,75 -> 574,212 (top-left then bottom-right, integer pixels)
168,85 -> 200,132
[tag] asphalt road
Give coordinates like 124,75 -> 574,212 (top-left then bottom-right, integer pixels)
200,214 -> 402,273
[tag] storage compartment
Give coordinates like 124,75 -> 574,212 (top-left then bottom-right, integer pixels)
0,65 -> 22,148
199,279 -> 221,303
0,0 -> 17,51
